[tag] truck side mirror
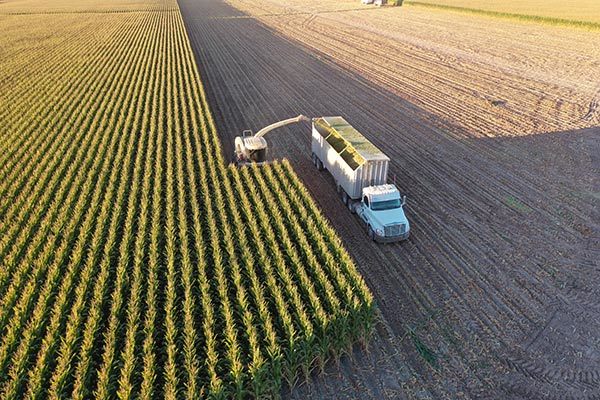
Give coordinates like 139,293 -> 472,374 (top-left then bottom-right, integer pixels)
402,195 -> 407,206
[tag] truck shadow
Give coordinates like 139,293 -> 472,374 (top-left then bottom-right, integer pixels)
178,0 -> 600,398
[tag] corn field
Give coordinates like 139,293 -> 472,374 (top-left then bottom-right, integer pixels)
0,0 -> 374,398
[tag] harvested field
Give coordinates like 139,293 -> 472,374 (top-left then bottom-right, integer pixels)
178,0 -> 600,398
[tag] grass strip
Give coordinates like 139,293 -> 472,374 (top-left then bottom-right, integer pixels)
405,1 -> 600,30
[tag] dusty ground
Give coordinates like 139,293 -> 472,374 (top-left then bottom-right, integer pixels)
178,0 -> 600,398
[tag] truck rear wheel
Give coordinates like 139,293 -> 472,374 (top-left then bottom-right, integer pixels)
341,191 -> 349,205
347,198 -> 355,214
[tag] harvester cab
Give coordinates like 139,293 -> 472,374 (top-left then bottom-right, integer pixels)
235,130 -> 268,164
233,115 -> 309,166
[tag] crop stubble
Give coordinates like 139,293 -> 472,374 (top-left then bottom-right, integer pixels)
178,0 -> 600,398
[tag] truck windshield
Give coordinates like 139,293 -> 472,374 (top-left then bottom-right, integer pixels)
371,199 -> 401,211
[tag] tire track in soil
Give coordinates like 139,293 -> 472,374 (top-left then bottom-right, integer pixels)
583,85 -> 600,123
178,0 -> 600,398
497,134 -> 600,399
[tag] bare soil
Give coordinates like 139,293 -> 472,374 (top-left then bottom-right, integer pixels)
177,0 -> 600,398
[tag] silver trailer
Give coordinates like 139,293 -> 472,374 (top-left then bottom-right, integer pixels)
311,116 -> 389,201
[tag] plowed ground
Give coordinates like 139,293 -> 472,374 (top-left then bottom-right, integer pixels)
178,0 -> 600,398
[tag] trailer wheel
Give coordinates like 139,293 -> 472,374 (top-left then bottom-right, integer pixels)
311,153 -> 317,167
316,158 -> 324,171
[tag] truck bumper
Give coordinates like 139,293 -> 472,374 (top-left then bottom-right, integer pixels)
375,231 -> 410,243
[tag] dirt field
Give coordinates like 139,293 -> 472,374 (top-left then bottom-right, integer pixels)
178,0 -> 600,398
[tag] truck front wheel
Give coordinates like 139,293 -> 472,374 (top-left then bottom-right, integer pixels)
367,225 -> 375,241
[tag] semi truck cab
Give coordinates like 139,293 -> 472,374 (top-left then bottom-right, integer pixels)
356,184 -> 410,242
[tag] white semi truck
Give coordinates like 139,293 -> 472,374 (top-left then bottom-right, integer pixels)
311,116 -> 409,242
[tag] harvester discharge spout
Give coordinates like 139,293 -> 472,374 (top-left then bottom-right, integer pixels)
233,114 -> 310,166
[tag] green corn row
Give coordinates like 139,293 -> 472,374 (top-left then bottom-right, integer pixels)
0,1 -> 375,398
